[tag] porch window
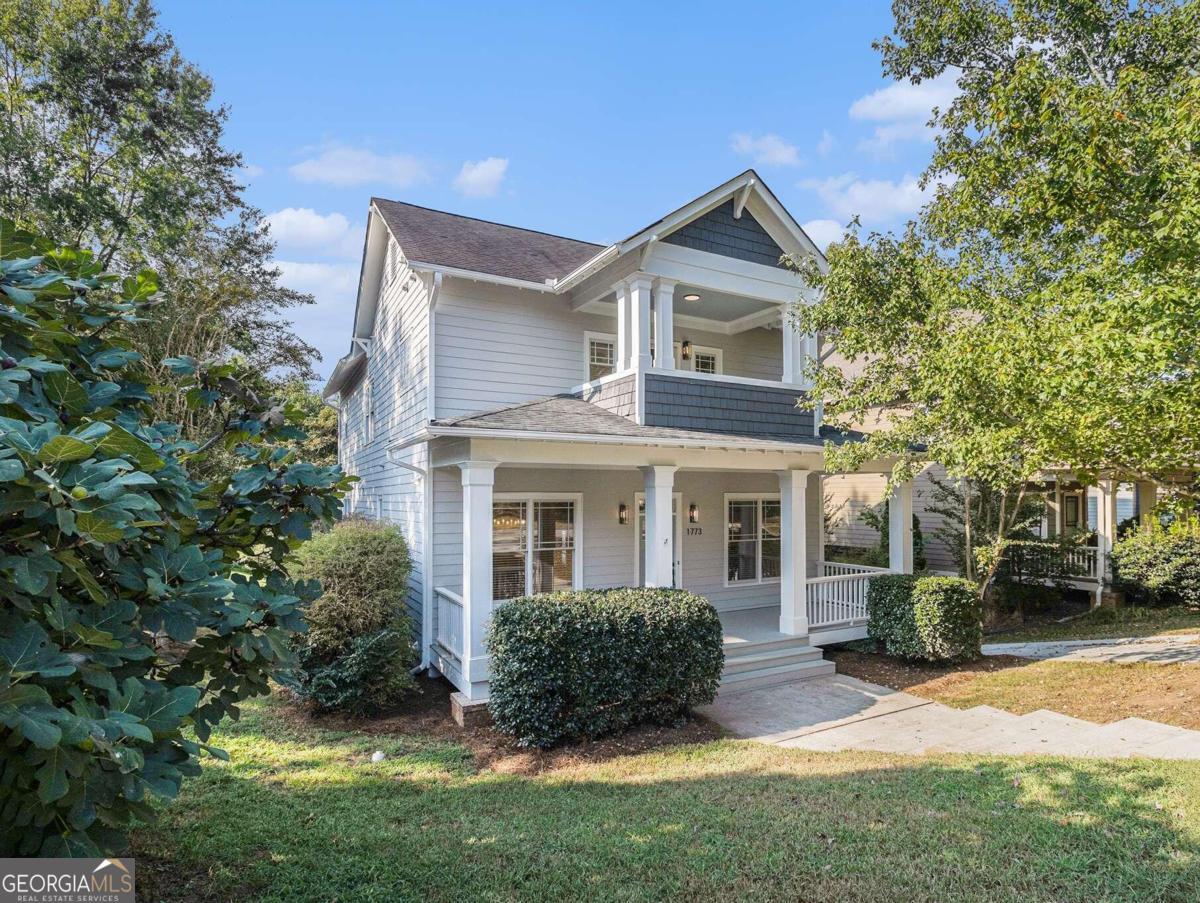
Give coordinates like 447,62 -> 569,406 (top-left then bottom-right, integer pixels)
585,332 -> 616,381
492,497 -> 579,600
693,350 -> 720,375
726,496 -> 781,584
674,342 -> 724,375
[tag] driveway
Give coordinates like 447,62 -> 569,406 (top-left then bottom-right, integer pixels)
699,673 -> 1200,759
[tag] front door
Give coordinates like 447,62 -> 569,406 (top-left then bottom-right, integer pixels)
635,492 -> 682,587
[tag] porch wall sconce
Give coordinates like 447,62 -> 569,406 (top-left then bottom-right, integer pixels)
688,503 -> 699,524
680,340 -> 693,361
618,503 -> 628,525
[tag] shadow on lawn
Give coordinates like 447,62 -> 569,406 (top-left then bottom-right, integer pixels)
134,740 -> 1200,903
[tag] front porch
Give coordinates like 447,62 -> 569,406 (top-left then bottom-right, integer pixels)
427,442 -> 913,702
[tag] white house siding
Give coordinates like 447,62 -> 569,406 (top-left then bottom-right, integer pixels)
338,242 -> 431,637
429,466 -> 822,617
433,278 -> 786,420
823,466 -> 957,573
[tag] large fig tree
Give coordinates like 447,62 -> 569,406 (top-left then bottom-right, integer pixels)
0,221 -> 351,855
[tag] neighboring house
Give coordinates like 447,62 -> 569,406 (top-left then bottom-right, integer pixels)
323,171 -> 918,706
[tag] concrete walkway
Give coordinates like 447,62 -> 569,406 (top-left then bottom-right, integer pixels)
699,673 -> 1200,759
983,634 -> 1200,664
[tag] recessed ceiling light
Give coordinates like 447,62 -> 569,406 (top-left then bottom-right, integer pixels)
682,293 -> 701,302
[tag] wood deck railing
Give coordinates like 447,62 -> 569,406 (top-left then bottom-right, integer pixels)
434,586 -> 464,660
807,561 -> 893,630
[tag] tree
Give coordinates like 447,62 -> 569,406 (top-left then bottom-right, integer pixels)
0,0 -> 318,424
793,0 -> 1200,596
280,381 -> 339,468
0,221 -> 350,855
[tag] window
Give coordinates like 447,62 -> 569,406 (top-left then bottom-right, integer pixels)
674,343 -> 724,375
585,332 -> 617,382
492,496 -> 580,600
726,496 -> 782,584
360,376 -> 375,444
693,350 -> 719,374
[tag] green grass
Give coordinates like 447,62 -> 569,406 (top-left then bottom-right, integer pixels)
988,605 -> 1200,643
134,695 -> 1200,902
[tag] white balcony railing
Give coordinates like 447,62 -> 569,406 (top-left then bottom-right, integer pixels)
807,568 -> 893,630
817,559 -> 892,578
434,587 -> 464,660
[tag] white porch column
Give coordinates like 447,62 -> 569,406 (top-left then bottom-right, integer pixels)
1097,478 -> 1118,583
614,281 -> 631,371
652,278 -> 676,370
1136,480 -> 1158,531
781,314 -> 803,385
641,465 -> 677,587
888,480 -> 914,574
777,469 -> 810,636
459,461 -> 498,695
628,275 -> 654,371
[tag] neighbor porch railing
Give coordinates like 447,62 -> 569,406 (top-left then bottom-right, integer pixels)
1004,544 -> 1103,583
434,586 -> 464,660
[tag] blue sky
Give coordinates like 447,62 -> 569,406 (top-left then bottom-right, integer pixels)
157,1 -> 955,381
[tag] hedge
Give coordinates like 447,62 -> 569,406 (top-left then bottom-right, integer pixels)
487,587 -> 725,748
867,574 -> 981,662
1112,524 -> 1200,609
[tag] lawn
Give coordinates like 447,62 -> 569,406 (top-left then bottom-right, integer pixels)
133,691 -> 1200,902
987,606 -> 1200,644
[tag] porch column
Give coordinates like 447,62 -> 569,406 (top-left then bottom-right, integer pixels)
781,313 -> 804,385
628,274 -> 654,372
641,465 -> 676,587
614,281 -> 631,371
1136,480 -> 1158,531
652,278 -> 676,370
888,479 -> 914,574
459,461 -> 498,695
777,469 -> 810,636
1096,478 -> 1118,583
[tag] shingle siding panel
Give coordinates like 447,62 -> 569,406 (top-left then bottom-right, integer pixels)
662,200 -> 786,268
642,373 -> 814,439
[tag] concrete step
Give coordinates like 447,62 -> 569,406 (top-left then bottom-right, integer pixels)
722,634 -> 813,656
722,645 -> 825,676
1089,717 -> 1194,753
718,657 -> 836,693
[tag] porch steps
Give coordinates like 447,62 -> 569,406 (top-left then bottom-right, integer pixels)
720,635 -> 835,692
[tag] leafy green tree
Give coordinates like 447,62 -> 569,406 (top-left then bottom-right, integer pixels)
0,222 -> 350,855
0,0 -> 318,420
793,0 -> 1200,596
280,380 -> 339,468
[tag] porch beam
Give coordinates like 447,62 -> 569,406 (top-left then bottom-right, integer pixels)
653,278 -> 676,370
888,480 -> 914,574
459,461 -> 498,697
777,469 -> 810,636
641,465 -> 677,587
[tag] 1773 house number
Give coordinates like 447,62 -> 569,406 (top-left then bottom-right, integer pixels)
686,527 -> 702,536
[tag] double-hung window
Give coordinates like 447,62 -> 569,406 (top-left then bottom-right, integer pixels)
492,495 -> 581,600
726,495 -> 781,584
585,332 -> 617,382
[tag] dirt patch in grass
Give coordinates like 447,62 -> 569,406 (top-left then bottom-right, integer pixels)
831,648 -> 1200,730
279,673 -> 724,777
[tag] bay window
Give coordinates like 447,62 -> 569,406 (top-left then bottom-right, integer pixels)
726,495 -> 781,584
492,495 -> 580,600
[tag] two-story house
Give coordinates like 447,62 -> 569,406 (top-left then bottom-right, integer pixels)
323,171 -> 917,710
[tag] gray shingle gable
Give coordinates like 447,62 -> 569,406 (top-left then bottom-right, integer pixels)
661,200 -> 787,268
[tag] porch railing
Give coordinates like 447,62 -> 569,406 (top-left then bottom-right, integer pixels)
807,571 -> 889,630
434,587 -> 464,660
817,559 -> 891,578
1004,544 -> 1103,582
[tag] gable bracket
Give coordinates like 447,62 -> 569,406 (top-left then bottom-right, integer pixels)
733,179 -> 756,219
352,337 -> 373,355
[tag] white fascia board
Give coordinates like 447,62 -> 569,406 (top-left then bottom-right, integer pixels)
427,423 -> 823,453
645,242 -> 803,303
616,171 -> 758,256
553,244 -> 620,293
406,260 -> 558,294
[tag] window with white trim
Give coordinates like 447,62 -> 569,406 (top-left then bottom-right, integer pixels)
585,332 -> 617,382
726,495 -> 781,584
362,376 -> 375,444
674,342 -> 724,375
492,497 -> 579,600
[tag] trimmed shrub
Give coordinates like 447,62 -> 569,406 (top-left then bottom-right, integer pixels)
867,574 -> 921,658
1112,523 -> 1200,609
289,519 -> 417,713
487,587 -> 724,748
912,577 -> 982,662
868,575 -> 982,662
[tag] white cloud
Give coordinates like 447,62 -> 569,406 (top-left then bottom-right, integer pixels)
801,218 -> 845,251
274,260 -> 362,378
848,71 -> 959,154
800,172 -> 936,225
452,157 -> 509,198
289,145 -> 428,188
240,163 -> 264,180
264,208 -> 362,258
273,260 -> 360,298
730,133 -> 802,167
816,130 -> 835,157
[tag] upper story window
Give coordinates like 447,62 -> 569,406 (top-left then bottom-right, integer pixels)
362,376 -> 375,444
585,332 -> 617,382
676,342 -> 723,375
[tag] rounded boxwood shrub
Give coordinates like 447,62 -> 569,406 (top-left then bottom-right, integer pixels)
868,574 -> 981,662
1112,524 -> 1200,609
288,518 -> 417,714
912,577 -> 982,662
487,587 -> 724,748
